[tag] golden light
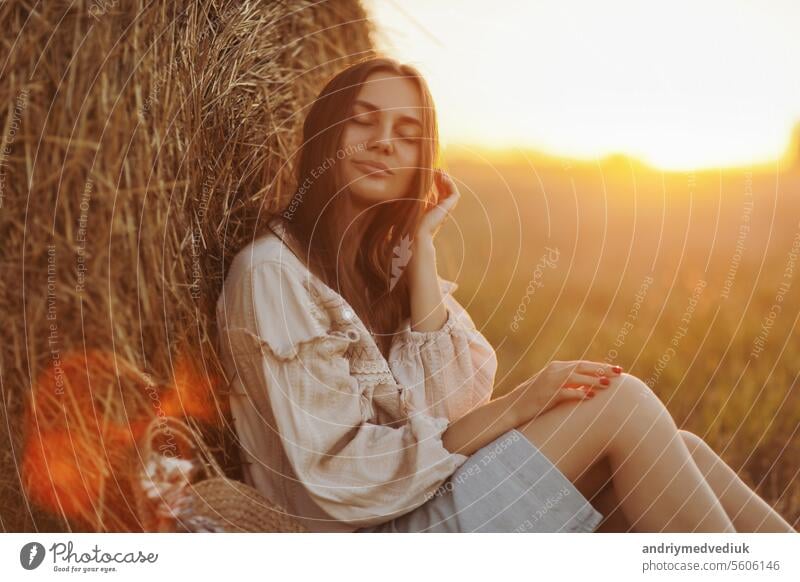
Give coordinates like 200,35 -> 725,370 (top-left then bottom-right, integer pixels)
365,0 -> 800,170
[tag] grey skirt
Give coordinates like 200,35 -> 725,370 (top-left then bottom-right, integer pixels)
357,429 -> 604,533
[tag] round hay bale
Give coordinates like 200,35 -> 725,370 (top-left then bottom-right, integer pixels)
1,0 -> 376,532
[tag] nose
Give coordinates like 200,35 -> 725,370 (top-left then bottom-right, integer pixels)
367,122 -> 394,155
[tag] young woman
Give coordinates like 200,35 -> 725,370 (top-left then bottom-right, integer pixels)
216,57 -> 795,533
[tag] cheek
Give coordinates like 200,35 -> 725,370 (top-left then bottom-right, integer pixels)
336,130 -> 361,184
403,142 -> 421,168
340,125 -> 366,151
397,145 -> 421,186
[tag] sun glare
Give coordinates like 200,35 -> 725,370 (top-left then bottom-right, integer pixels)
365,0 -> 800,171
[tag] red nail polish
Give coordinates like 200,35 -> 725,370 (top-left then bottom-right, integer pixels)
600,377 -> 610,385
612,365 -> 622,374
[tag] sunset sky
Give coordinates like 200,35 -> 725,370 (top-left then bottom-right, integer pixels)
363,0 -> 800,170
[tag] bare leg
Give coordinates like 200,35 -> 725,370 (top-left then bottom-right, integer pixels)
517,373 -> 736,532
680,430 -> 795,532
572,430 -> 796,532
573,457 -> 632,532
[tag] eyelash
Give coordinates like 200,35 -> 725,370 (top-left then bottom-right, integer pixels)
351,117 -> 417,141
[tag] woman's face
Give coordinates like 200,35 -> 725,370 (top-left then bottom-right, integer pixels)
337,70 -> 424,208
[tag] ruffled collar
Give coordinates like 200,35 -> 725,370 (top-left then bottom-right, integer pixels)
265,214 -> 463,384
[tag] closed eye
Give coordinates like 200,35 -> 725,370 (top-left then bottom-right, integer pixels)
351,116 -> 373,125
350,114 -> 420,142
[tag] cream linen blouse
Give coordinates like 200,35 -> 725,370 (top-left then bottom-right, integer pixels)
215,216 -> 499,532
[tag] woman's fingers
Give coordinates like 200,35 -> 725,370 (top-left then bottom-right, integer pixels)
575,360 -> 623,378
562,371 -> 611,389
434,170 -> 460,202
426,189 -> 460,230
559,387 -> 595,401
433,169 -> 449,197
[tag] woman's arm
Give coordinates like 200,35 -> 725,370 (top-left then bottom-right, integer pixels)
440,391 -> 521,457
442,360 -> 622,457
407,236 -> 448,332
389,277 -> 497,423
407,168 -> 461,332
393,170 -> 495,421
395,238 -> 512,455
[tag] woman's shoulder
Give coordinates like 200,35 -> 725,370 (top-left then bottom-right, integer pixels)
218,218 -> 322,315
216,226 -> 333,360
228,218 -> 293,268
223,218 -> 315,293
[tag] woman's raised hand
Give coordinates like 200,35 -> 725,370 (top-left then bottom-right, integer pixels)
416,169 -> 461,241
506,360 -> 624,424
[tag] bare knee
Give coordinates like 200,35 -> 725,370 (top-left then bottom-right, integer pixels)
678,429 -> 705,454
602,372 -> 668,418
593,372 -> 684,453
614,372 -> 661,399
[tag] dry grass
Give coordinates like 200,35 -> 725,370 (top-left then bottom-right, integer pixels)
0,0 -> 375,532
438,151 -> 800,529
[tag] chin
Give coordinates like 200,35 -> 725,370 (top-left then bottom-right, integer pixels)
350,184 -> 402,206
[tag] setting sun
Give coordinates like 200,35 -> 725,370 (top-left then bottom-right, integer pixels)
365,0 -> 800,170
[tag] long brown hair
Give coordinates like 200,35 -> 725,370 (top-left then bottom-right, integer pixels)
282,57 -> 440,358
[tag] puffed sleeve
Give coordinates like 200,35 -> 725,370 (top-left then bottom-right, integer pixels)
388,276 -> 498,423
224,260 -> 468,529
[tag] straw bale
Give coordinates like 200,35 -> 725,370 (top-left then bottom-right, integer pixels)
0,0 -> 376,532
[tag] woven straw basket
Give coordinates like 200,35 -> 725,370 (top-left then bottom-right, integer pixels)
134,415 -> 307,533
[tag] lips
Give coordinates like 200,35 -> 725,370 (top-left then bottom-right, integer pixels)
353,159 -> 393,175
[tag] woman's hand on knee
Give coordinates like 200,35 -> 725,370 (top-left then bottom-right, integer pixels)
507,360 -> 624,424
